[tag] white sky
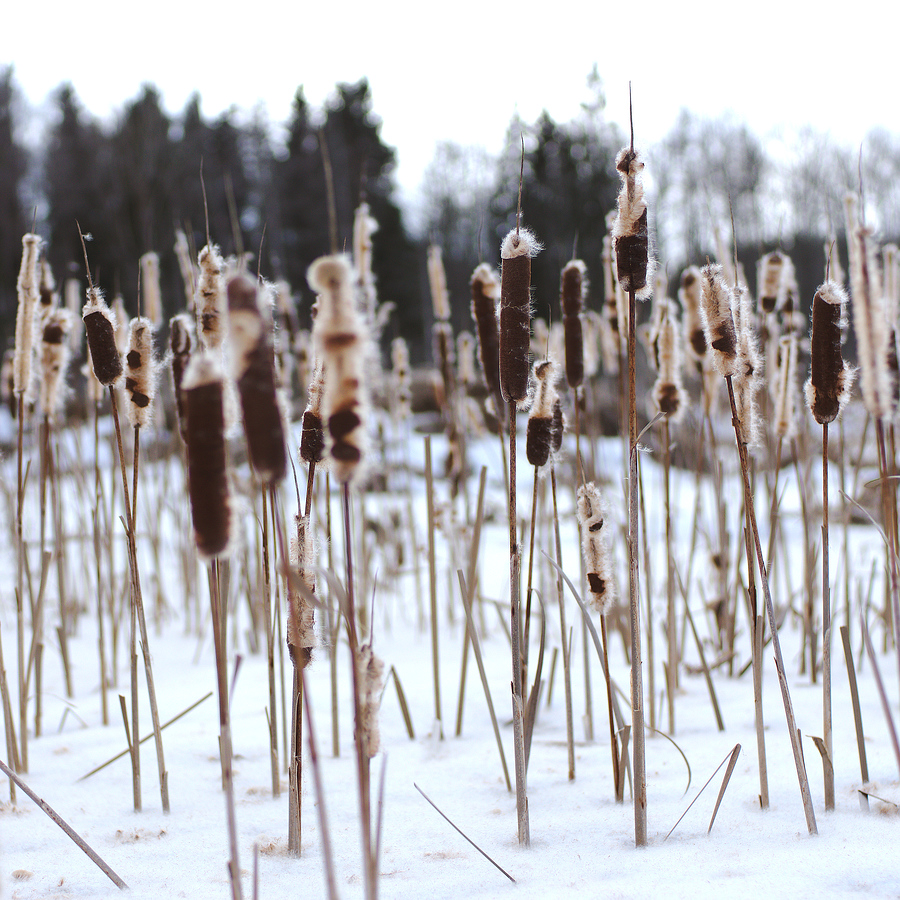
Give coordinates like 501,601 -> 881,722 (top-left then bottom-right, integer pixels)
2,0 -> 896,212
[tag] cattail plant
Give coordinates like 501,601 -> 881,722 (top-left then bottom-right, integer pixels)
576,482 -> 616,614
732,282 -> 764,449
805,278 -> 855,812
354,202 -> 378,322
227,273 -> 287,485
140,252 -> 163,326
169,313 -> 194,443
196,244 -> 227,351
612,115 -> 653,845
500,220 -> 540,848
758,251 -> 785,315
561,260 -> 587,477
700,262 -> 817,835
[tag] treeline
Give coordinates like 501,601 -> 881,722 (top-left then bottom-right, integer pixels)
2,64 -> 900,364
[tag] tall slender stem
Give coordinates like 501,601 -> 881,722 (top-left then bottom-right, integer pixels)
822,423 -> 834,811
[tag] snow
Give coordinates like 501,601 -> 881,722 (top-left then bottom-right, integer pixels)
1,415 -> 899,900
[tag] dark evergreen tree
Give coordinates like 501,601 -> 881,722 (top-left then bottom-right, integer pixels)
0,66 -> 28,332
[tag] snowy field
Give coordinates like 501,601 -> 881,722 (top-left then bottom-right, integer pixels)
1,416 -> 899,900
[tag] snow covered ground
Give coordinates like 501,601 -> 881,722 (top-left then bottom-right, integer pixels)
1,419 -> 899,899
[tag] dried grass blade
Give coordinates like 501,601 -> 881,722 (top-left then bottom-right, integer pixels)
414,783 -> 515,883
385,666 -> 415,739
708,744 -> 741,834
665,743 -> 740,841
840,625 -> 869,784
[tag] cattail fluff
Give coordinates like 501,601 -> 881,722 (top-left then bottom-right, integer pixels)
39,309 -> 73,419
308,255 -> 368,483
124,317 -> 157,428
391,337 -> 411,422
699,264 -> 739,378
227,273 -> 287,484
174,229 -> 195,310
470,263 -> 502,401
288,515 -> 316,669
1,350 -> 15,417
613,148 -> 653,298
778,256 -> 804,335
806,281 -> 856,424
758,251 -> 784,315
354,203 -> 378,321
883,244 -> 899,405
773,333 -> 799,439
182,352 -> 231,558
850,224 -> 891,419
551,395 -> 565,455
83,288 -> 123,386
650,300 -> 686,421
732,283 -> 764,446
300,361 -> 326,465
679,266 -> 706,365
140,252 -> 162,325
169,313 -> 194,442
196,244 -> 227,351
561,260 -> 586,389
357,644 -> 384,757
457,331 -> 476,392
427,244 -> 451,323
576,482 -> 616,614
500,228 -> 541,404
526,359 -> 562,468
602,222 -> 623,345
14,233 -> 41,396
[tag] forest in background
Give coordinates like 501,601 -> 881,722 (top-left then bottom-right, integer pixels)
1,64 -> 899,363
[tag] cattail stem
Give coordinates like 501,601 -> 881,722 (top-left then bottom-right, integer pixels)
627,288 -> 647,846
209,559 -> 243,900
16,391 -> 27,772
725,374 -> 817,834
522,467 -> 540,691
822,423 -> 834,811
110,389 -> 169,813
424,437 -> 442,735
663,418 -> 676,736
549,467 -> 575,780
260,488 -> 280,797
508,401 -> 529,846
600,616 -> 621,801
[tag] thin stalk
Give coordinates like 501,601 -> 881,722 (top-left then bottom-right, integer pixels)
822,423 -> 834,811
550,467 -> 575,780
424,437 -> 442,734
16,391 -> 27,772
627,288 -> 647,846
724,374 -> 817,835
260,488 -> 280,797
664,418 -> 675,736
522,467 -> 540,693
508,401 -> 529,846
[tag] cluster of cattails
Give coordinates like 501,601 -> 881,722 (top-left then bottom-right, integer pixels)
526,359 -> 564,469
576,481 -> 616,614
308,255 -> 368,484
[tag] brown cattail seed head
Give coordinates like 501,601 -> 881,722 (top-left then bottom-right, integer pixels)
391,337 -> 411,421
576,482 -> 616,614
732,283 -> 764,446
227,273 -> 287,484
39,309 -> 73,418
699,264 -> 738,378
169,312 -> 194,442
679,266 -> 706,363
196,244 -> 226,350
182,352 -> 231,558
526,359 -> 562,468
140,251 -> 163,325
308,254 -> 368,484
300,361 -> 326,465
470,263 -> 502,401
427,244 -> 451,322
650,300 -> 686,422
499,227 -> 541,404
550,396 -> 565,454
83,288 -> 123,387
357,644 -> 384,757
124,317 -> 157,429
561,260 -> 586,389
14,233 -> 41,396
805,281 -> 855,424
613,148 -> 653,297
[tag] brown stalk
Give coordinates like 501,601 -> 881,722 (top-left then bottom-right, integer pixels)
424,436 -> 442,734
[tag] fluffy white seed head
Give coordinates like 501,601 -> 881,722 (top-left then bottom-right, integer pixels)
353,202 -> 379,320
773,333 -> 798,439
124,317 -> 158,429
288,515 -> 316,668
357,644 -> 384,757
196,244 -> 227,350
650,299 -> 687,422
500,227 -> 542,260
14,233 -> 42,396
699,264 -> 739,378
576,482 -> 616,614
140,252 -> 162,325
39,309 -> 73,418
427,243 -> 451,322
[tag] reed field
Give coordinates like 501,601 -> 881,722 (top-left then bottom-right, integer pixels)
2,135 -> 900,900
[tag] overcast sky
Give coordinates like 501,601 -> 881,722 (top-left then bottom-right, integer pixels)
3,0 -> 895,211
